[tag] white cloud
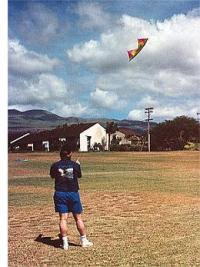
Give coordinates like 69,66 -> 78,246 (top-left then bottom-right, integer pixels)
67,40 -> 102,63
137,95 -> 159,108
9,5 -> 200,120
128,109 -> 145,120
8,38 -> 90,117
53,103 -> 88,117
9,39 -> 60,76
67,10 -> 200,98
75,2 -> 113,30
90,88 -> 126,110
128,97 -> 199,121
16,3 -> 68,44
67,8 -> 200,120
9,73 -> 68,106
8,72 -> 90,117
128,106 -> 184,121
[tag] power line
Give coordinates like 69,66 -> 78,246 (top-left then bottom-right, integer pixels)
145,107 -> 154,152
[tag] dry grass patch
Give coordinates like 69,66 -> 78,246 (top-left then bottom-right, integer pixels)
8,191 -> 200,266
8,151 -> 200,266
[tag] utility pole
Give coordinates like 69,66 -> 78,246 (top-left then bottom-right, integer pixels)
145,107 -> 154,152
197,112 -> 200,124
197,112 -> 200,143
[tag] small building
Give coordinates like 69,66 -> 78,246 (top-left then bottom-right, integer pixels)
110,127 -> 141,145
9,123 -> 108,152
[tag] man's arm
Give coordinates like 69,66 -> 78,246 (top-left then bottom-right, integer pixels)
75,162 -> 82,178
50,163 -> 56,178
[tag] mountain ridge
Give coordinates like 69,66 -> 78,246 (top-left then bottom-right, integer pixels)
8,109 -> 156,134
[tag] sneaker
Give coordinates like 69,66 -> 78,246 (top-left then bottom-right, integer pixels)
81,239 -> 93,248
62,236 -> 69,250
62,243 -> 69,250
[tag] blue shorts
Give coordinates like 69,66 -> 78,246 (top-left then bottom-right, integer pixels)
53,191 -> 83,214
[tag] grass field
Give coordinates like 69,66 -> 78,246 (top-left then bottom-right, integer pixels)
8,151 -> 200,266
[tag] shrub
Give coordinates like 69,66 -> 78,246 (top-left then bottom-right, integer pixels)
184,142 -> 200,151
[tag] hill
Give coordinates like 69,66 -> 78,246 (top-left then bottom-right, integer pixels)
8,109 -> 156,135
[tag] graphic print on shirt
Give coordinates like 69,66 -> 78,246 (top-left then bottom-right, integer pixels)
58,167 -> 74,180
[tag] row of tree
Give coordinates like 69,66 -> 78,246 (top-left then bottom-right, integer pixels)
150,116 -> 199,151
106,116 -> 199,151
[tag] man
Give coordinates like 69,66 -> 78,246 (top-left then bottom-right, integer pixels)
50,144 -> 93,250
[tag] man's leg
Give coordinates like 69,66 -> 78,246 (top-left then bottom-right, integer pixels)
73,213 -> 93,247
59,213 -> 69,250
73,213 -> 86,236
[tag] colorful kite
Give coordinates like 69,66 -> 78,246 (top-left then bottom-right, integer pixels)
128,38 -> 148,62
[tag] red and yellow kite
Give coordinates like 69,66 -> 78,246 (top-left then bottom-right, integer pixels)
128,38 -> 148,62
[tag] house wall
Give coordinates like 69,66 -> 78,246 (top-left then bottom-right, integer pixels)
111,131 -> 131,145
79,123 -> 108,151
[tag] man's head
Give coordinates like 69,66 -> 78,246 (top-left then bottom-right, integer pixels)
60,143 -> 73,160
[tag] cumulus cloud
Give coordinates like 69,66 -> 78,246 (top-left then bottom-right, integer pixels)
9,4 -> 200,120
53,103 -> 88,117
128,95 -> 199,121
8,72 -> 89,117
67,10 -> 200,98
9,39 -> 60,76
128,109 -> 145,121
90,88 -> 126,110
75,2 -> 113,30
8,38 -> 90,117
128,106 -> 185,121
137,95 -> 159,108
67,8 -> 200,120
9,73 -> 68,106
15,3 -> 68,44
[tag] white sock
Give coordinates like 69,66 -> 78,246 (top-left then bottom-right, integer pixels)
80,235 -> 87,241
62,236 -> 68,245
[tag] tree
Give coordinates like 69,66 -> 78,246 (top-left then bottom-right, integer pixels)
106,122 -> 118,151
151,116 -> 199,151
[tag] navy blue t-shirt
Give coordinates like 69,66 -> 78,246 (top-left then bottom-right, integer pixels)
50,159 -> 82,192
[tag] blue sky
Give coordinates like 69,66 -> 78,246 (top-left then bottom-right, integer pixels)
8,0 -> 200,121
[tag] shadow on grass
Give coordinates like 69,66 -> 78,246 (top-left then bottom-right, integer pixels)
34,234 -> 80,249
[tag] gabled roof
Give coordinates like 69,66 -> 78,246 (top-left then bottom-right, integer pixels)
117,127 -> 137,137
11,122 -> 99,145
51,122 -> 98,138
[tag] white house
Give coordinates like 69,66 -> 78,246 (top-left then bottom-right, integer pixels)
110,127 -> 141,145
79,123 -> 108,151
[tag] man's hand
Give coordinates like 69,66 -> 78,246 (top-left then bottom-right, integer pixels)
58,168 -> 65,176
76,159 -> 80,165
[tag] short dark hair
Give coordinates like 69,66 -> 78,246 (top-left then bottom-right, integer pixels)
60,143 -> 73,159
